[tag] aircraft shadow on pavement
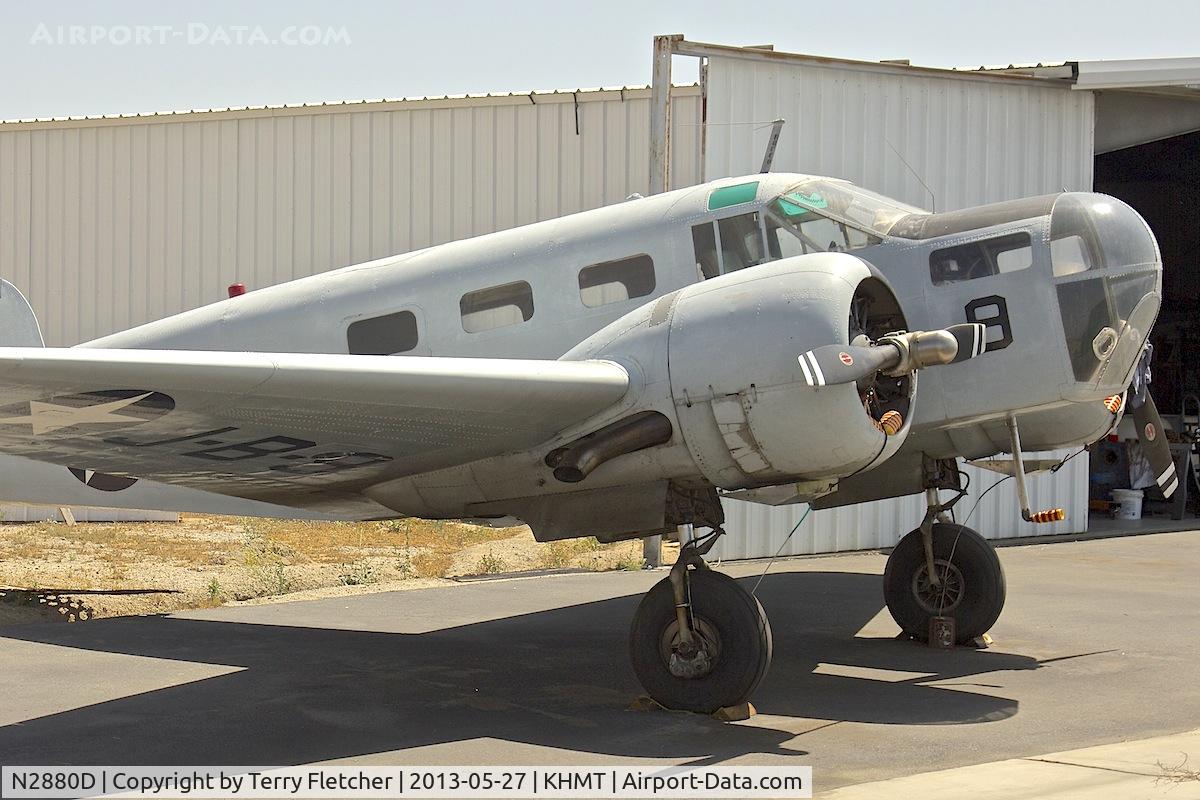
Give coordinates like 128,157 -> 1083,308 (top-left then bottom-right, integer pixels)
0,571 -> 1038,764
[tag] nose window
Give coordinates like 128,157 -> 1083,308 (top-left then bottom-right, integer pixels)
1050,193 -> 1160,277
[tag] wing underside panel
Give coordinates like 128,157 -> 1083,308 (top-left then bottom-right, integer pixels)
0,348 -> 629,512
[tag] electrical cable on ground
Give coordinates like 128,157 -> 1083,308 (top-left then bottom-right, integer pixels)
752,505 -> 812,596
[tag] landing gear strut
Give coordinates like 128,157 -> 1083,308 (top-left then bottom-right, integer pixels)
883,488 -> 1006,644
629,526 -> 772,713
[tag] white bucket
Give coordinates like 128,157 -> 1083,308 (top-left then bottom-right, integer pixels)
1112,488 -> 1144,520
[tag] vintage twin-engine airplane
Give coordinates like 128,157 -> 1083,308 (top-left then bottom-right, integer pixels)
0,172 -> 1168,713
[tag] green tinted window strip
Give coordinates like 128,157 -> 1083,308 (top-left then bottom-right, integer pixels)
708,181 -> 760,211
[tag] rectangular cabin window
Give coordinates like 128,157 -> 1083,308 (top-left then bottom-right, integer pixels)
347,310 -> 419,355
930,232 -> 1033,285
460,280 -> 535,333
578,254 -> 656,307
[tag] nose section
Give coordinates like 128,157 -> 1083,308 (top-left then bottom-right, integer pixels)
1051,192 -> 1162,399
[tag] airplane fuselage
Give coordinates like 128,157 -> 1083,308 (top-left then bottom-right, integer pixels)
81,172 -> 1162,512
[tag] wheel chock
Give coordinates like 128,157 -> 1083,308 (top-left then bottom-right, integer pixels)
893,628 -> 993,649
627,695 -> 757,721
712,702 -> 756,722
969,633 -> 994,649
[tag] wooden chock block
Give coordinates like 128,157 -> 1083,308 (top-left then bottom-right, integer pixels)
712,702 -> 755,722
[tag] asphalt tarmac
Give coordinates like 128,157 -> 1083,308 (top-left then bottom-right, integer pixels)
2,530 -> 1199,792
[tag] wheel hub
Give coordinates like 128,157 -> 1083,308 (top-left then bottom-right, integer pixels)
660,616 -> 722,679
912,559 -> 965,614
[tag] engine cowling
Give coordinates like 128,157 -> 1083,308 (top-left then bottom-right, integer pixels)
563,252 -> 915,492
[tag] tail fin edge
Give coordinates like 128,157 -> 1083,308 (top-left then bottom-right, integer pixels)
0,279 -> 44,347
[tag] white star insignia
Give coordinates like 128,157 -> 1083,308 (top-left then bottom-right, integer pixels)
0,392 -> 154,435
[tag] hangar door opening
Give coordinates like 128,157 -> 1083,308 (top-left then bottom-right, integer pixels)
1094,128 -> 1200,514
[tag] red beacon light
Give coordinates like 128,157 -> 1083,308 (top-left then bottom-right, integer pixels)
227,283 -> 247,298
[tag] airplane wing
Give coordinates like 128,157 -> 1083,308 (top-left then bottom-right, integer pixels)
0,348 -> 629,516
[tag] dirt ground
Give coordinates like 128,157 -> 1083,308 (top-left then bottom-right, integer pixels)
0,515 -> 645,624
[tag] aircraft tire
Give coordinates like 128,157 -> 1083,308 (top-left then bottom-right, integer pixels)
883,523 -> 1006,644
629,569 -> 771,714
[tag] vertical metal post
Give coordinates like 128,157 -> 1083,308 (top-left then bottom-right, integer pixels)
642,534 -> 662,568
649,35 -> 680,195
698,56 -> 708,183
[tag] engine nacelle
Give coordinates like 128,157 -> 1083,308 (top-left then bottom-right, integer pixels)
563,253 -> 914,492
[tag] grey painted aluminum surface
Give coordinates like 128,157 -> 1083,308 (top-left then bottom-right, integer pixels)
0,348 -> 628,515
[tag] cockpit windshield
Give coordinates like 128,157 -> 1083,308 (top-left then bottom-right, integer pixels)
772,179 -> 927,239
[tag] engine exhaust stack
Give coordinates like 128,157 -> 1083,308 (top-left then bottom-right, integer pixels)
546,411 -> 673,483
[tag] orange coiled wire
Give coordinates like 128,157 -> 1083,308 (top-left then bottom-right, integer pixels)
869,409 -> 905,436
1104,395 -> 1123,414
1029,508 -> 1066,524
879,410 -> 904,436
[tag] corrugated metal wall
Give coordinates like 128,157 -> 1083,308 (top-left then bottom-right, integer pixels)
703,55 -> 1094,210
701,52 -> 1096,557
0,503 -> 173,522
0,86 -> 702,347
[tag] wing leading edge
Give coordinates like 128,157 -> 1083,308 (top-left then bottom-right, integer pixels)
0,348 -> 629,515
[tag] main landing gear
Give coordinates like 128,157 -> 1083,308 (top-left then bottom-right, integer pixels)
629,527 -> 772,714
883,488 -> 1006,644
627,481 -> 1007,713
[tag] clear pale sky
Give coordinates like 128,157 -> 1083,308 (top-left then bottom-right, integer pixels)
2,0 -> 1197,120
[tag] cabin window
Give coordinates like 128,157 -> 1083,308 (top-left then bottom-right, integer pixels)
460,280 -> 535,332
929,232 -> 1033,285
578,255 -> 656,307
692,212 -> 766,279
347,310 -> 419,355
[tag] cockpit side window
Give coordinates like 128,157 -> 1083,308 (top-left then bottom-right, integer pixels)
765,210 -> 880,256
691,212 -> 766,278
768,189 -> 882,256
764,214 -> 805,260
774,180 -> 925,238
692,221 -> 720,280
692,191 -> 887,281
718,213 -> 765,272
929,232 -> 1033,285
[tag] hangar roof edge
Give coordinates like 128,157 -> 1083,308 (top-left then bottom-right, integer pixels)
0,84 -> 701,130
